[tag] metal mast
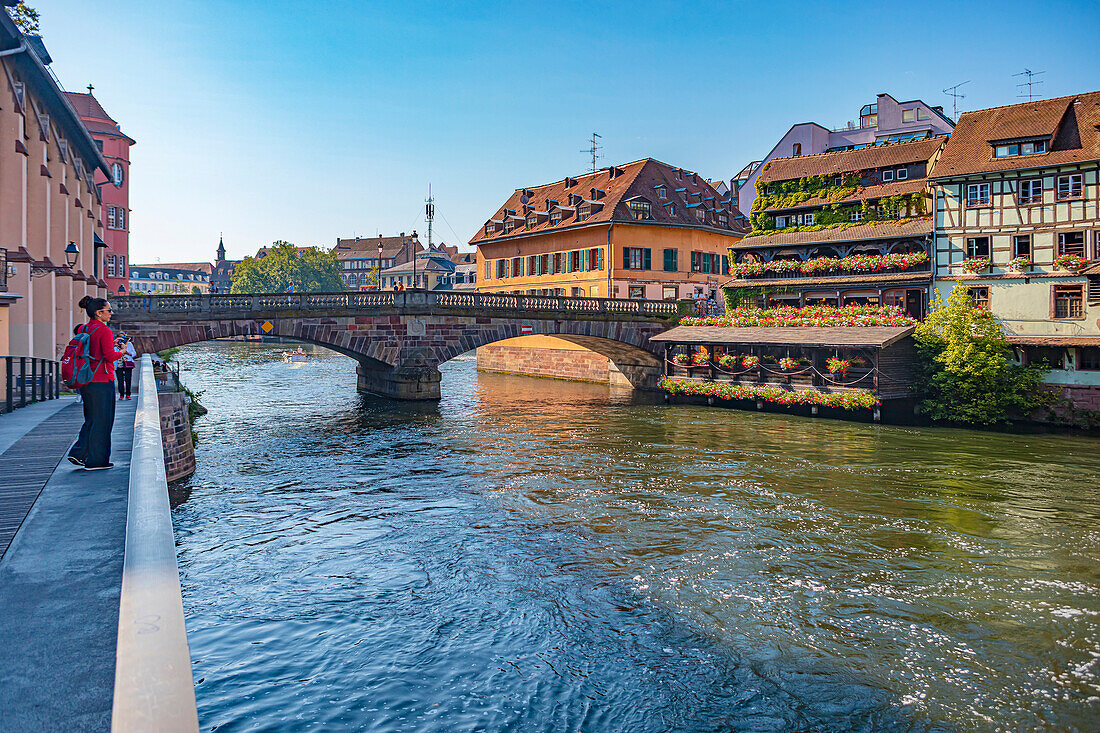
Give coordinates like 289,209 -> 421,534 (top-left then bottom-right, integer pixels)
943,81 -> 969,122
581,132 -> 602,174
425,184 -> 435,250
1014,69 -> 1045,101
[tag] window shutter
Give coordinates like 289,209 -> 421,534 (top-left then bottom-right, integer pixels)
644,248 -> 652,270
623,248 -> 631,269
691,251 -> 698,272
597,248 -> 604,270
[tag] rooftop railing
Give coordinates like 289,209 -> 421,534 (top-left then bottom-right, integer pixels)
2,357 -> 60,414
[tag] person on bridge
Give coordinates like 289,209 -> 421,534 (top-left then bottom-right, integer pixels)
115,334 -> 137,400
67,296 -> 126,471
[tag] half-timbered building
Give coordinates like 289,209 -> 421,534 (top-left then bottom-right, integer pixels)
725,136 -> 948,319
930,91 -> 1100,410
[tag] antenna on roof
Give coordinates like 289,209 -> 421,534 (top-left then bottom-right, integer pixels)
1014,69 -> 1045,101
942,80 -> 969,122
581,132 -> 602,174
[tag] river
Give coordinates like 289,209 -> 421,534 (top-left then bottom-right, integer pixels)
170,341 -> 1100,732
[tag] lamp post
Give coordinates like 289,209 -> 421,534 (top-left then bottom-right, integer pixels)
377,240 -> 383,290
31,241 -> 79,278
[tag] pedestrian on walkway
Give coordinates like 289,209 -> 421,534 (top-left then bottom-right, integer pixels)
115,334 -> 137,400
67,296 -> 126,471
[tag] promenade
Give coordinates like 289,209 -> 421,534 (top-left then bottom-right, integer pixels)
0,395 -> 137,731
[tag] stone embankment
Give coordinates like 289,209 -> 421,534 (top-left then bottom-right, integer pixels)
153,360 -> 198,482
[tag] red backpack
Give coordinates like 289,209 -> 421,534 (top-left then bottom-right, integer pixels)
61,322 -> 104,389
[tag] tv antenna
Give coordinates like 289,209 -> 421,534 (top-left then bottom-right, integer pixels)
581,132 -> 602,174
1014,68 -> 1045,101
943,81 -> 969,122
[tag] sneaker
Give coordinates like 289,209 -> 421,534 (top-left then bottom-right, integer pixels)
83,463 -> 115,471
67,455 -> 84,466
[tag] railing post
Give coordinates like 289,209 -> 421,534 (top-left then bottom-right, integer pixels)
19,356 -> 26,408
31,358 -> 38,403
4,357 -> 11,413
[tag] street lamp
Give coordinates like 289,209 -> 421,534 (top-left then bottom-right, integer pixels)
377,240 -> 383,290
31,240 -> 79,278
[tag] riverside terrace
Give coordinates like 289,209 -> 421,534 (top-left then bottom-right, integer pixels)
111,290 -> 688,399
652,323 -> 920,423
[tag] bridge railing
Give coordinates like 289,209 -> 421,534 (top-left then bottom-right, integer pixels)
113,291 -> 681,318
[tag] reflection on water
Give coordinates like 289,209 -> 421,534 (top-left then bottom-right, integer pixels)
173,342 -> 1100,732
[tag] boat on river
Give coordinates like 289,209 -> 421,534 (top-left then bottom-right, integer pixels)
282,348 -> 309,363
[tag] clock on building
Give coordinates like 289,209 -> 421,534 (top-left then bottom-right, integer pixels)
112,163 -> 124,187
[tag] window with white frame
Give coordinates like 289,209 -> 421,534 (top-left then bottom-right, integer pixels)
966,236 -> 990,259
803,213 -> 815,225
849,211 -> 864,222
1058,231 -> 1084,256
107,207 -> 116,228
1057,174 -> 1083,200
994,140 -> 1047,157
1018,178 -> 1043,205
775,216 -> 787,228
966,183 -> 991,207
896,168 -> 908,180
882,170 -> 894,182
902,109 -> 916,123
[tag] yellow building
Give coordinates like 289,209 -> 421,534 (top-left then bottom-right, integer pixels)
0,20 -> 111,361
471,158 -> 746,301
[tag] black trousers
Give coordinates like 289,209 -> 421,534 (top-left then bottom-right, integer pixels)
69,382 -> 116,468
116,366 -> 133,397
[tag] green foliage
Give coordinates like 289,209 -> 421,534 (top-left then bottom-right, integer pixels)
7,1 -> 40,33
157,347 -> 180,362
191,285 -> 202,295
752,174 -> 860,211
230,241 -> 344,294
914,286 -> 1051,425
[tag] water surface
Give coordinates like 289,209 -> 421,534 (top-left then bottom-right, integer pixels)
172,342 -> 1100,732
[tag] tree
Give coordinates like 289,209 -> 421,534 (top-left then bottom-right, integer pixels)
191,285 -> 202,295
7,2 -> 40,34
230,241 -> 344,294
914,286 -> 1050,425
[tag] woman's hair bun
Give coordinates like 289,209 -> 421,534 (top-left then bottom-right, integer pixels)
77,295 -> 91,308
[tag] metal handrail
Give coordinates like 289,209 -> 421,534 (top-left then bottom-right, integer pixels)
111,290 -> 682,319
2,356 -> 61,414
111,355 -> 199,732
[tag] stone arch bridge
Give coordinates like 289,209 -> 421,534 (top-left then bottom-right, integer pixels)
113,291 -> 685,399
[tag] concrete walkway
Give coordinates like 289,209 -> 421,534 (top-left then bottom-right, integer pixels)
0,395 -> 137,732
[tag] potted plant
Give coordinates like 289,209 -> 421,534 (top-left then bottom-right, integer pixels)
826,357 -> 851,376
778,357 -> 798,371
691,346 -> 710,366
1054,254 -> 1090,272
1007,256 -> 1032,272
672,353 -> 690,366
717,353 -> 737,368
741,355 -> 760,369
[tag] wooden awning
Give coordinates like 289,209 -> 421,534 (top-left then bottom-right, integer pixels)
651,325 -> 916,348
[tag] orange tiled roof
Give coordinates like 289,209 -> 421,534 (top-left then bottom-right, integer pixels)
932,91 -> 1100,178
734,217 -> 933,249
757,137 -> 947,183
470,158 -> 746,245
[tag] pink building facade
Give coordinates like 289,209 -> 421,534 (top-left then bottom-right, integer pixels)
734,93 -> 955,216
64,91 -> 134,296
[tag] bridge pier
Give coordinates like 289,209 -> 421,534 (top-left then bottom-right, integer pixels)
356,352 -> 442,401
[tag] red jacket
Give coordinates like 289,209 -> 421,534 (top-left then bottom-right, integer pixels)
80,320 -> 126,383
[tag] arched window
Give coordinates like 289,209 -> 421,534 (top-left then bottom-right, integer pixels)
792,143 -> 802,156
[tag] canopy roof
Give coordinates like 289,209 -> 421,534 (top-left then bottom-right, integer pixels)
651,326 -> 916,348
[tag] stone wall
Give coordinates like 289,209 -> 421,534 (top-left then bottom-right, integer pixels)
477,336 -> 613,384
158,392 -> 195,483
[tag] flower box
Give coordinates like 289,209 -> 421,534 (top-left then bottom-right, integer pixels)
1054,255 -> 1090,272
960,257 -> 991,274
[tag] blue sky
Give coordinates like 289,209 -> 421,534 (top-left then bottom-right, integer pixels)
36,0 -> 1100,263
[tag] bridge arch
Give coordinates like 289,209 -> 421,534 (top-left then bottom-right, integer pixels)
113,291 -> 680,400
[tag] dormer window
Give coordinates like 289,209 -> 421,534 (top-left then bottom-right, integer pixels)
655,185 -> 667,199
694,207 -> 705,221
550,208 -> 563,225
627,200 -> 652,220
665,203 -> 675,217
577,203 -> 592,221
503,219 -> 515,234
792,143 -> 801,156
994,140 -> 1047,157
882,169 -> 894,182
525,213 -> 538,229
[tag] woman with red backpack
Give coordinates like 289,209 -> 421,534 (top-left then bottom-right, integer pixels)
66,296 -> 126,470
